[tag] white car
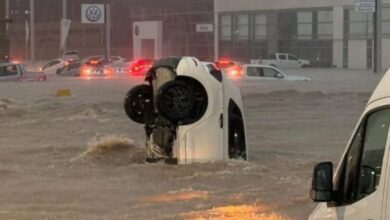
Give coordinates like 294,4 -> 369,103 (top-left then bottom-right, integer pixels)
250,53 -> 311,68
309,69 -> 390,220
41,59 -> 68,75
124,57 -> 247,164
242,64 -> 311,81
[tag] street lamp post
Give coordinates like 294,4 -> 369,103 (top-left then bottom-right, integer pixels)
30,0 -> 35,62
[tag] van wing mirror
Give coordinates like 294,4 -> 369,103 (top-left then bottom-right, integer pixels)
310,162 -> 334,202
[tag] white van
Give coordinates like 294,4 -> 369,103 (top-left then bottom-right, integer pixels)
309,70 -> 390,220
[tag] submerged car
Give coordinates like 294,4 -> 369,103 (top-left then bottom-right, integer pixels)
242,64 -> 311,81
215,59 -> 243,79
41,59 -> 69,75
0,63 -> 46,82
124,57 -> 247,164
80,59 -> 113,77
128,59 -> 154,76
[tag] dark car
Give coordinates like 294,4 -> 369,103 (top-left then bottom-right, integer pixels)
129,59 -> 154,76
79,59 -> 113,77
0,63 -> 46,82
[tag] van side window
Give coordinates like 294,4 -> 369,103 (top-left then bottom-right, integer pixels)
336,108 -> 390,205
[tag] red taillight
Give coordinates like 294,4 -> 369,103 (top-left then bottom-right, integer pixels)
228,67 -> 243,78
129,59 -> 154,75
81,67 -> 91,77
104,67 -> 113,76
90,60 -> 99,65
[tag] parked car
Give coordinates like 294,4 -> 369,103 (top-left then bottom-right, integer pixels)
62,50 -> 80,62
81,55 -> 104,64
128,59 -> 154,76
79,59 -> 113,77
56,61 -> 82,77
0,63 -> 46,82
250,53 -> 311,68
215,59 -> 243,78
309,68 -> 390,220
40,59 -> 68,75
110,56 -> 126,64
124,57 -> 246,164
241,64 -> 311,81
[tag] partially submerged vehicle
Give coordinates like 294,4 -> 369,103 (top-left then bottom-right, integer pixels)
242,64 -> 311,81
0,63 -> 46,82
124,57 -> 247,164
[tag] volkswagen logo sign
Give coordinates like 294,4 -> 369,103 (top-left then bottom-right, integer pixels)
85,6 -> 102,22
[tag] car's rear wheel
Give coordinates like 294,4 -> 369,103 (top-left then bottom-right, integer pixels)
124,84 -> 153,124
228,113 -> 246,160
157,80 -> 195,123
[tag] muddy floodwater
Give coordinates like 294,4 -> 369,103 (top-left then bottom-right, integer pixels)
0,69 -> 382,219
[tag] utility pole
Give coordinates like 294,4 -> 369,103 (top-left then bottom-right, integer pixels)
61,0 -> 67,56
374,0 -> 382,73
105,3 -> 111,59
30,0 -> 35,62
5,0 -> 9,39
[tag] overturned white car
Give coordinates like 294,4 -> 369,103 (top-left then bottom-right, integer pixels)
124,57 -> 247,164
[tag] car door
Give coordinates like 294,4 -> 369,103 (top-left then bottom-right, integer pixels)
329,108 -> 390,220
245,66 -> 264,80
263,67 -> 283,80
287,54 -> 300,68
277,54 -> 288,68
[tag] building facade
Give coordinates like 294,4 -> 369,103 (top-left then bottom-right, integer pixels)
215,0 -> 390,69
0,0 -> 8,58
7,0 -> 214,61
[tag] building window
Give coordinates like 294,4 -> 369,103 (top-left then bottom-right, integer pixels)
236,14 -> 249,40
346,9 -> 373,38
221,15 -> 232,40
318,10 -> 333,39
383,7 -> 390,36
254,14 -> 267,40
297,11 -> 313,40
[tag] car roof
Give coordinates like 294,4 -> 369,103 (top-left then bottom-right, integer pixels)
0,62 -> 16,67
368,69 -> 390,104
243,64 -> 279,68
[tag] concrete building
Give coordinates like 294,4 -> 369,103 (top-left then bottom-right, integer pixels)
7,0 -> 214,61
0,0 -> 9,58
214,0 -> 390,69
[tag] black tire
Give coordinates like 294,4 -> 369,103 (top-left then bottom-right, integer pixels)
157,80 -> 195,123
228,113 -> 246,160
302,64 -> 310,68
124,84 -> 153,124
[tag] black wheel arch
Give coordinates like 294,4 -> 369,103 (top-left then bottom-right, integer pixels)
228,100 -> 247,160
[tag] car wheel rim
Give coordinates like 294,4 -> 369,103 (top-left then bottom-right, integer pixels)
163,86 -> 192,114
